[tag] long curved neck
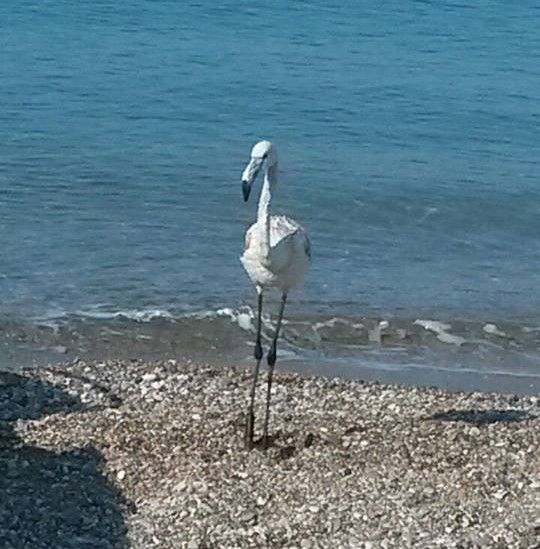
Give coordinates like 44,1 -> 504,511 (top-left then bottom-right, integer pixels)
257,163 -> 277,257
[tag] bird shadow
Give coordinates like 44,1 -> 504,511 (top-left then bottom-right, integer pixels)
427,408 -> 534,425
244,429 -> 298,460
0,371 -> 129,548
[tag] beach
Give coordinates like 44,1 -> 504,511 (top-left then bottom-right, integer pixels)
2,359 -> 539,548
3,2 -> 540,547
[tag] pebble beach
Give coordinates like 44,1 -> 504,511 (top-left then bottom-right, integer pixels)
1,359 -> 539,548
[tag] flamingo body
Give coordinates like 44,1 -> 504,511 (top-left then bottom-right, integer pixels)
241,214 -> 310,291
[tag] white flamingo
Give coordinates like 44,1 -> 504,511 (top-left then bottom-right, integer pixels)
240,140 -> 311,448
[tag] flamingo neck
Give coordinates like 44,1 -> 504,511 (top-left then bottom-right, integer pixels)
257,164 -> 276,256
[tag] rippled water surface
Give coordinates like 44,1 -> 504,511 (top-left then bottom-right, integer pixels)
1,2 -> 539,390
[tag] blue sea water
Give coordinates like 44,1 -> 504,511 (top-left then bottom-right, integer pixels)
1,2 -> 540,389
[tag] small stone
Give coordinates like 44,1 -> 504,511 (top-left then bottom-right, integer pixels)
175,480 -> 187,492
142,373 -> 157,382
116,470 -> 126,481
243,510 -> 258,525
304,433 -> 315,448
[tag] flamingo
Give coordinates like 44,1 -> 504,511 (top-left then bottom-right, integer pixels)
240,140 -> 311,448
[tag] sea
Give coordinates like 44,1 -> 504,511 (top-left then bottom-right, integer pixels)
1,1 -> 540,393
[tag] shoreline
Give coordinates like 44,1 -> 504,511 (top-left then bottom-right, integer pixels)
2,359 -> 539,548
1,313 -> 540,395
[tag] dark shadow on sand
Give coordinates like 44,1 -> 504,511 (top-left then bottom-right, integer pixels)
0,372 -> 128,549
429,408 -> 534,425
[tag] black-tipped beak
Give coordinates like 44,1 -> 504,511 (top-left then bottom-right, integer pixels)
241,157 -> 263,202
242,180 -> 251,202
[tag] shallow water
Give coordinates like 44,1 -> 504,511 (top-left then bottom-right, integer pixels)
1,310 -> 539,394
1,2 -> 539,390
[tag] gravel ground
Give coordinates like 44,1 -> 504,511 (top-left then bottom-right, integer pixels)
1,359 -> 539,548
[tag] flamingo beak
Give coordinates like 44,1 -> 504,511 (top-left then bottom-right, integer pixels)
242,179 -> 251,202
241,158 -> 263,202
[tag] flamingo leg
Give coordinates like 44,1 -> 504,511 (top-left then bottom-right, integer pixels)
245,289 -> 264,449
262,291 -> 287,448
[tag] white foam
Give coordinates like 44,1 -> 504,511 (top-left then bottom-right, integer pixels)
34,320 -> 61,333
436,332 -> 466,346
65,307 -> 175,322
414,319 -> 452,334
112,309 -> 172,322
212,307 -> 239,320
237,313 -> 254,332
209,307 -> 262,332
483,323 -> 506,337
313,317 -> 366,332
313,317 -> 349,331
415,319 -> 466,346
276,348 -> 297,359
522,326 -> 540,333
